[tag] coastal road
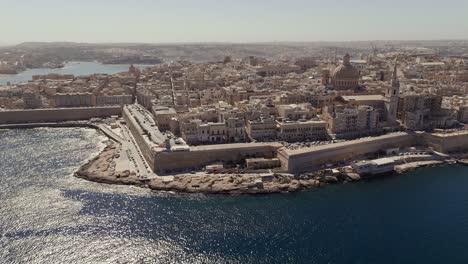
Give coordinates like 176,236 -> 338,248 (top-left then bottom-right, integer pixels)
118,123 -> 155,178
96,124 -> 124,143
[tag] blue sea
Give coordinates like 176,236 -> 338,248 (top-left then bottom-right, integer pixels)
1,128 -> 468,263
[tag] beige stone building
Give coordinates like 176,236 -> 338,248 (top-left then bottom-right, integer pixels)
457,106 -> 468,123
255,64 -> 301,77
323,105 -> 379,139
55,92 -> 94,107
246,117 -> 277,141
23,92 -> 42,109
136,89 -> 155,109
277,104 -> 316,121
179,119 -> 200,144
397,94 -> 448,130
199,122 -> 227,144
275,91 -> 333,108
96,95 -> 133,106
180,117 -> 246,145
225,117 -> 246,143
294,57 -> 316,71
276,119 -> 328,142
152,106 -> 177,131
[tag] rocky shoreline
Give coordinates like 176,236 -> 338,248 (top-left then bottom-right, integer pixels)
75,144 -> 144,186
74,143 -> 364,194
394,160 -> 447,173
74,142 -> 468,195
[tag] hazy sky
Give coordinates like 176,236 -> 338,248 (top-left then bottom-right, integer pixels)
1,0 -> 468,44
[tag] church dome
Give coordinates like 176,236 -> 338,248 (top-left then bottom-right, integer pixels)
330,54 -> 360,90
331,54 -> 359,80
331,64 -> 359,80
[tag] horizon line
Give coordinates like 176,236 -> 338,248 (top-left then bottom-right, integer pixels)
2,39 -> 468,47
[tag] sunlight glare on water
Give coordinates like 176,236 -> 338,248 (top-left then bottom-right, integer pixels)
1,128 -> 468,263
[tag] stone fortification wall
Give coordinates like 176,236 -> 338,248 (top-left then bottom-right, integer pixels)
279,132 -> 417,172
122,107 -> 157,171
153,143 -> 282,173
0,107 -> 122,124
123,106 -> 283,173
421,131 -> 468,153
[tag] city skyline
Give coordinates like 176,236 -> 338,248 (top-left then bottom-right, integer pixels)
1,0 -> 468,44
2,1 -> 468,263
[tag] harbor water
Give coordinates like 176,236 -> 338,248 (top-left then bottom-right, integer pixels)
0,61 -> 151,86
1,128 -> 468,263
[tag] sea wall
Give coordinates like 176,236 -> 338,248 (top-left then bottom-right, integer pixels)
0,122 -> 97,129
122,106 -> 157,171
279,132 -> 417,172
0,107 -> 122,124
123,105 -> 283,173
421,131 -> 468,153
153,143 -> 282,173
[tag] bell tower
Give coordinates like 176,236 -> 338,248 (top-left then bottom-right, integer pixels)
385,63 -> 400,124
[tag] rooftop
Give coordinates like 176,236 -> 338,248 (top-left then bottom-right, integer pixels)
192,142 -> 283,151
341,95 -> 385,102
285,132 -> 412,157
372,157 -> 396,166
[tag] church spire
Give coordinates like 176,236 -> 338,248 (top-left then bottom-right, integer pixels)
391,62 -> 400,89
386,60 -> 400,124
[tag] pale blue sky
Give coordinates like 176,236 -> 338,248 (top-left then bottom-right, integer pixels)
1,0 -> 467,44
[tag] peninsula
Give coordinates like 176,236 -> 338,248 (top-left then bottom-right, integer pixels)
1,42 -> 467,194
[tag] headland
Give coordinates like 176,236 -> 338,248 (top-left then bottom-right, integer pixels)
1,106 -> 468,195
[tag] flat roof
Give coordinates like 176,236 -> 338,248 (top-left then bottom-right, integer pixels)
192,142 -> 283,151
125,105 -> 166,144
372,157 -> 396,166
277,119 -> 326,125
154,108 -> 176,115
431,130 -> 468,137
341,95 -> 385,101
421,62 -> 445,66
286,132 -> 411,157
246,157 -> 278,162
350,60 -> 367,64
